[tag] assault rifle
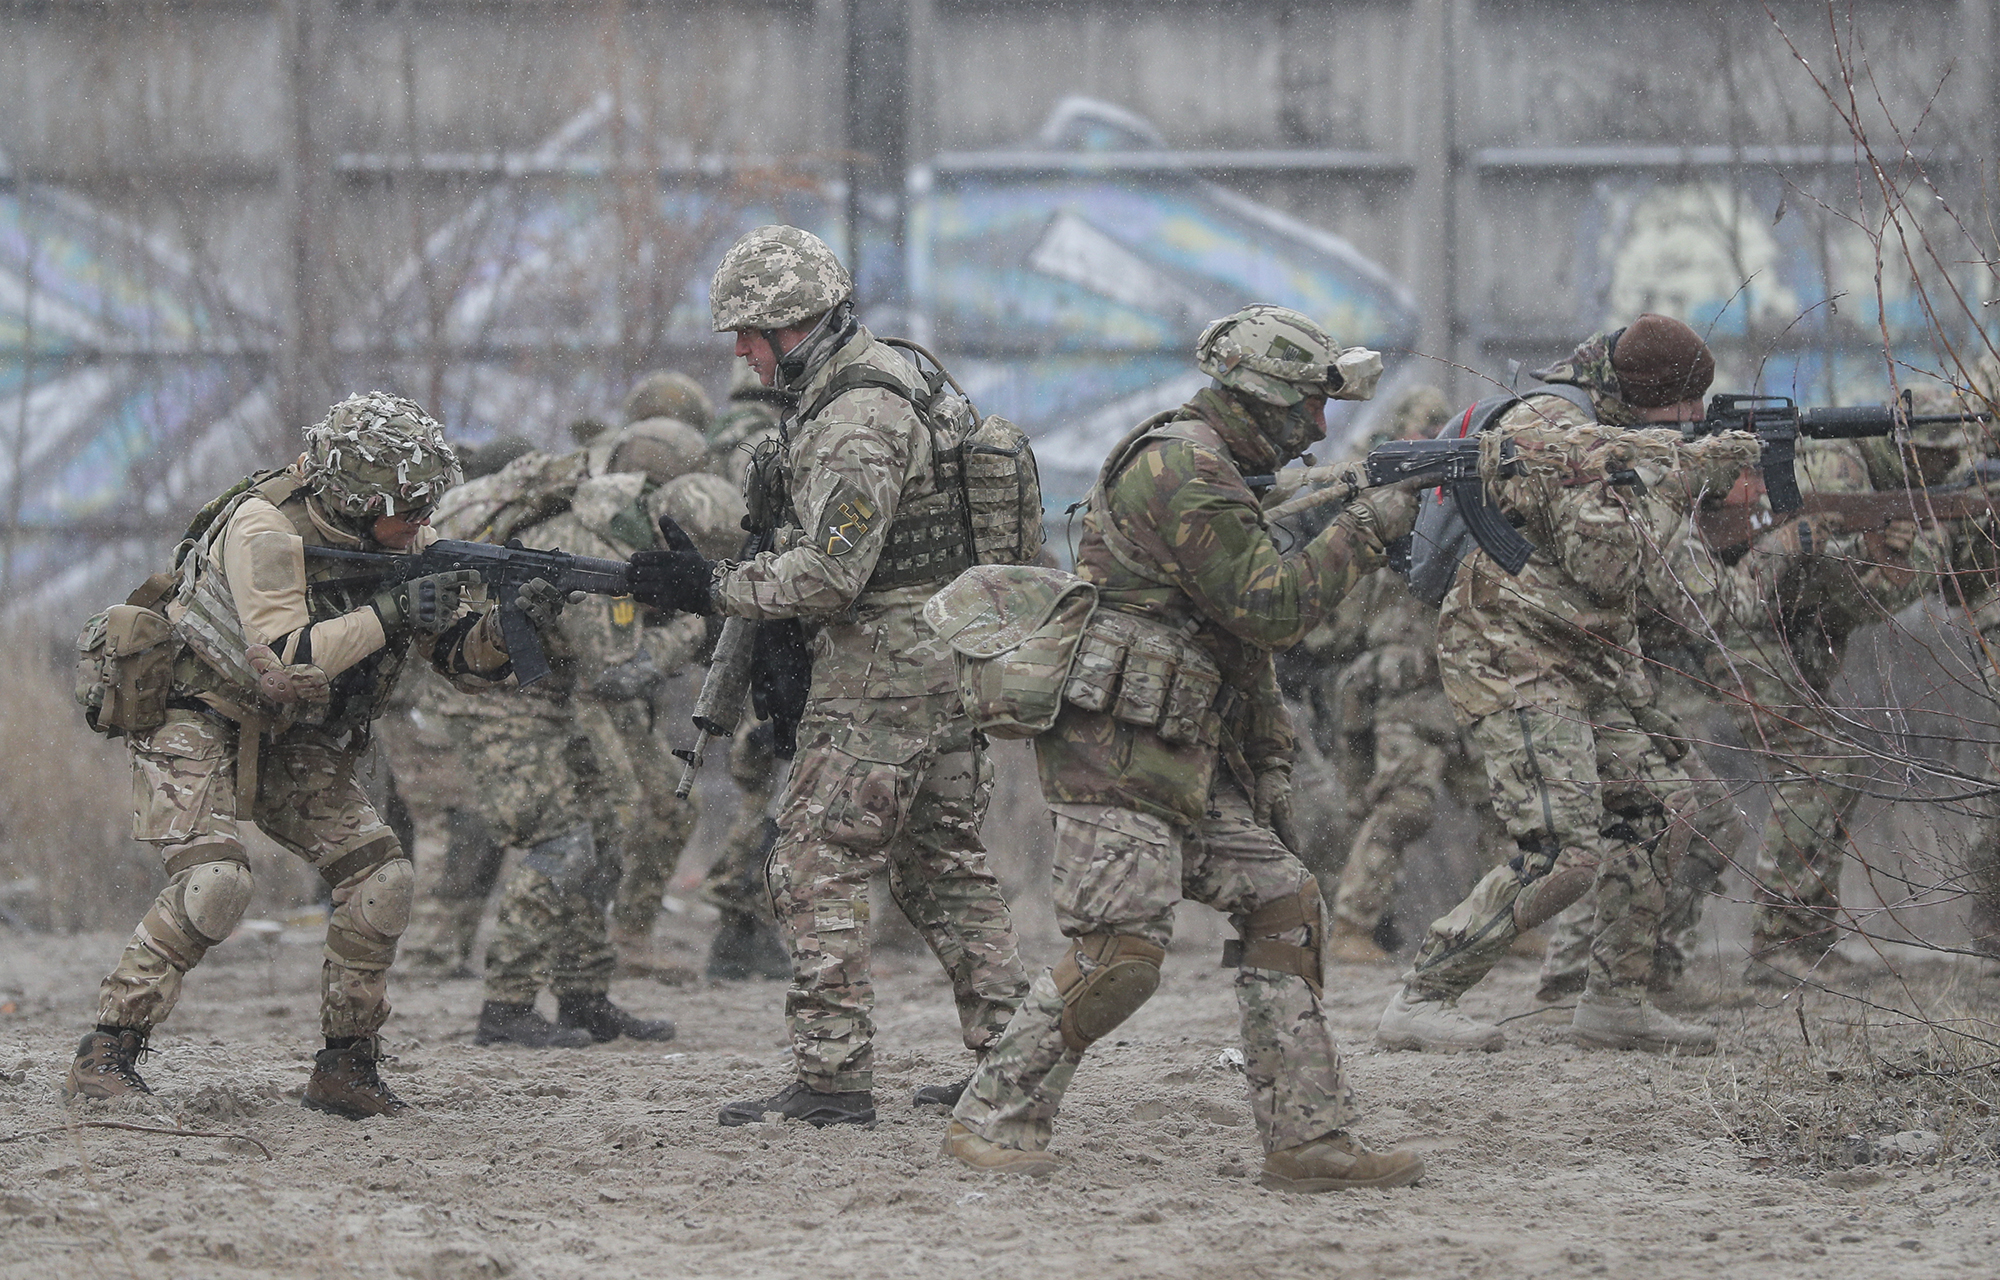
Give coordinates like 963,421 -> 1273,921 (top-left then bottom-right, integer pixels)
1684,391 -> 1992,515
304,538 -> 630,687
1246,436 -> 1534,574
669,439 -> 808,796
1696,458 -> 2000,551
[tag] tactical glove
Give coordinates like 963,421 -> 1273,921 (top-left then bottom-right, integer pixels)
372,569 -> 483,631
1630,700 -> 1690,764
629,516 -> 717,616
245,643 -> 330,706
1345,484 -> 1420,548
516,577 -> 567,634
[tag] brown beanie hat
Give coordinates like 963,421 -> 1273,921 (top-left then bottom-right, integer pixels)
1610,314 -> 1716,409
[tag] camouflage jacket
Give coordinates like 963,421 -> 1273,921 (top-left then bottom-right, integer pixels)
1438,394 -> 1759,722
1037,388 -> 1393,824
710,326 -> 957,701
170,466 -> 511,740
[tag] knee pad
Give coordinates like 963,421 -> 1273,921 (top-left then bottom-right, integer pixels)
1513,862 -> 1598,933
1051,933 -> 1165,1053
179,860 -> 255,944
352,857 -> 414,940
1224,882 -> 1326,997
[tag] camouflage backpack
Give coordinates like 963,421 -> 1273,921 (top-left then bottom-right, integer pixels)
802,338 -> 1045,575
924,565 -> 1096,738
430,448 -> 590,545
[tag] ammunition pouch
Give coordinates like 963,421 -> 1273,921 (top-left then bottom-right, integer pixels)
1221,882 -> 1325,998
75,576 -> 182,737
866,483 -> 975,590
1062,608 -> 1224,747
1051,932 -> 1166,1053
924,565 -> 1098,739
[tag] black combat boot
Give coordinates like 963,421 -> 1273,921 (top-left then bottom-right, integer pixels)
304,1038 -> 408,1119
718,1081 -> 875,1128
705,910 -> 792,981
474,1000 -> 594,1048
555,992 -> 676,1043
64,1026 -> 152,1100
913,1075 -> 971,1108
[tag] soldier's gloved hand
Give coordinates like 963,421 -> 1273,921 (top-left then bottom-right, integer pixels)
1339,483 -> 1419,549
1877,517 -> 1919,557
628,516 -> 716,616
245,643 -> 330,706
516,577 -> 567,633
1630,701 -> 1690,764
1252,767 -> 1295,850
372,569 -> 483,631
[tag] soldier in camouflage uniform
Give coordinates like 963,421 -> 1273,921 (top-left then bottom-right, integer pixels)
938,305 -> 1426,1191
1290,385 -> 1511,965
65,394 -> 561,1117
627,226 -> 1029,1127
429,420 -> 721,1047
1375,316 -> 1759,1056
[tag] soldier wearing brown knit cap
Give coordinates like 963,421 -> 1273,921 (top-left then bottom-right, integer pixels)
1610,313 -> 1717,411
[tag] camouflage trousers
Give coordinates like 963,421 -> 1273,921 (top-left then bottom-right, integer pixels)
597,699 -> 701,940
699,718 -> 783,923
769,693 -> 1027,1094
446,711 -> 620,1005
1405,703 -> 1700,1003
954,782 -> 1355,1155
1330,688 -> 1509,933
1704,640 -> 1861,957
100,709 -> 410,1038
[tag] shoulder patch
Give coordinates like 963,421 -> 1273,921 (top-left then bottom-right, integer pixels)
817,481 -> 879,558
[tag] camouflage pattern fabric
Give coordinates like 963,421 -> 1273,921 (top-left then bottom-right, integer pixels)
699,718 -> 783,919
1408,401 -> 1759,1002
302,391 -> 460,519
769,693 -> 1025,1092
449,711 -> 618,1004
708,322 -> 1029,1093
953,784 -> 1356,1155
101,709 -> 406,1037
1038,388 -> 1397,826
708,225 -> 853,333
1707,439 -> 1935,957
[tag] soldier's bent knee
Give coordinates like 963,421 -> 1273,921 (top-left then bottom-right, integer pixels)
354,857 -> 414,940
1052,933 -> 1165,1053
142,855 -> 254,969
1224,882 -> 1325,997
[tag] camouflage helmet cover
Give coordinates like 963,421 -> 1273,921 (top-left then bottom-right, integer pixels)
1195,304 -> 1384,407
303,391 -> 460,519
604,416 -> 710,486
647,471 -> 747,561
709,225 -> 853,333
622,370 -> 715,431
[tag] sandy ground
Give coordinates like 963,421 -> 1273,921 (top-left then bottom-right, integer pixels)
3,904 -> 1998,1280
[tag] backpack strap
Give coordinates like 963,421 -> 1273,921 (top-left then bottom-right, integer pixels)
801,366 -> 922,423
1086,413 -> 1227,587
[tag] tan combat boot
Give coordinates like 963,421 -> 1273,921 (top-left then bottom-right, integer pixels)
304,1039 -> 409,1119
1325,918 -> 1390,966
1376,989 -> 1504,1052
1571,989 -> 1715,1055
942,1121 -> 1059,1177
64,1027 -> 152,1100
1261,1133 -> 1426,1191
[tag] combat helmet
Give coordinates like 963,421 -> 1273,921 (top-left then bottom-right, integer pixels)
303,392 -> 460,519
709,226 -> 853,333
1195,305 -> 1383,407
623,370 -> 715,432
648,472 -> 747,561
600,417 -> 710,486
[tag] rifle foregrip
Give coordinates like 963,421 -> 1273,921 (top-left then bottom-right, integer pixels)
1799,406 -> 1897,438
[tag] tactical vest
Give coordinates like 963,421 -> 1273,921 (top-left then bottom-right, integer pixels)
172,470 -> 414,738
799,339 -> 1043,591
